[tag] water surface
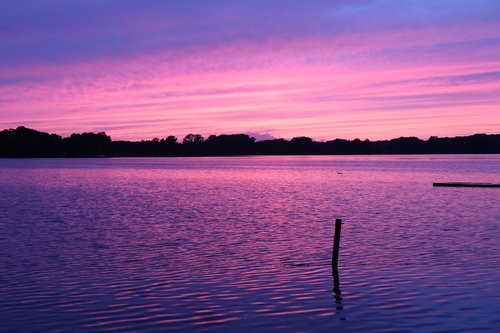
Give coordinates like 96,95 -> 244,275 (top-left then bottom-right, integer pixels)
0,155 -> 499,332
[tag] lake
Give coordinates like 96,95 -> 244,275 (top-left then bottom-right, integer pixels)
0,155 -> 499,332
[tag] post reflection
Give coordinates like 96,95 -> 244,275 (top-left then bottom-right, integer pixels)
332,264 -> 346,320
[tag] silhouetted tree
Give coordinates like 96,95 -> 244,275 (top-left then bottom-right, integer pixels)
1,126 -> 499,157
164,136 -> 178,144
182,134 -> 204,156
0,126 -> 63,157
255,138 -> 292,155
183,134 -> 204,144
290,136 -> 316,154
205,134 -> 255,155
161,135 -> 180,156
64,132 -> 112,156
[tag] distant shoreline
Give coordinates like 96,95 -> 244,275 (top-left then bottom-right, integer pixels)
1,126 -> 499,158
2,154 -> 500,160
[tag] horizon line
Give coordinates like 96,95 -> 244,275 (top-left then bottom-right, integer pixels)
3,125 -> 499,143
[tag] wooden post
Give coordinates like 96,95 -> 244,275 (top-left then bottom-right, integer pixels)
332,218 -> 342,267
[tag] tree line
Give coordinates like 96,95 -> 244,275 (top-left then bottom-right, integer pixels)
0,126 -> 499,157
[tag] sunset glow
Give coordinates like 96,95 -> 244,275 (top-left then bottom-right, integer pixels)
1,1 -> 499,140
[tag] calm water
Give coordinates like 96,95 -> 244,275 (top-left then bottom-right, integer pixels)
0,155 -> 499,332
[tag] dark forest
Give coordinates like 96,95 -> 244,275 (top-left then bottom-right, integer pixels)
1,126 -> 499,157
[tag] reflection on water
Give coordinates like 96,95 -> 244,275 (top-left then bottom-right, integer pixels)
0,155 -> 499,332
332,265 -> 344,320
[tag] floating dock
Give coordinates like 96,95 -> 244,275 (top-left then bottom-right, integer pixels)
433,182 -> 500,188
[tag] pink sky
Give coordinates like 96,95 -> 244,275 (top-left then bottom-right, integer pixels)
0,1 -> 499,141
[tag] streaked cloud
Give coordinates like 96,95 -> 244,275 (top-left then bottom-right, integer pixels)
0,0 -> 499,140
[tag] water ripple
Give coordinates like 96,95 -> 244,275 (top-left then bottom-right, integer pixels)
0,156 -> 499,332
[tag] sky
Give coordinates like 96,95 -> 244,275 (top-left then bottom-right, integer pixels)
1,0 -> 500,141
